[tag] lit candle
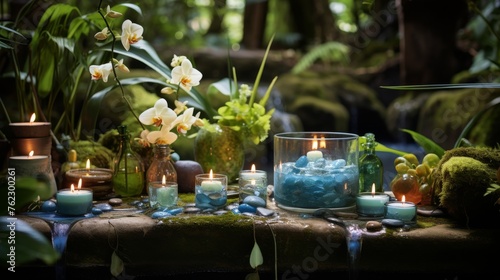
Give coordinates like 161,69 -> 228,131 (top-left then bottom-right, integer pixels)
238,164 -> 268,205
200,169 -> 223,192
306,136 -> 323,162
56,183 -> 93,216
8,151 -> 56,200
86,159 -> 91,176
384,195 -> 417,223
148,175 -> 178,208
9,113 -> 52,138
239,164 -> 267,181
356,184 -> 390,217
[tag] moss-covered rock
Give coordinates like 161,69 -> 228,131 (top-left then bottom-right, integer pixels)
69,140 -> 115,169
433,147 -> 500,227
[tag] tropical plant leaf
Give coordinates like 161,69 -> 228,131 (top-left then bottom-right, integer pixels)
381,83 -> 500,90
207,78 -> 235,96
358,136 -> 408,156
400,129 -> 445,158
0,217 -> 59,267
454,96 -> 500,148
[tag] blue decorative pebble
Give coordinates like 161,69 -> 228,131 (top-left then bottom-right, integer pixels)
152,211 -> 173,219
195,193 -> 211,204
41,200 -> 57,212
243,196 -> 266,208
231,208 -> 241,214
94,203 -> 113,212
381,219 -> 405,227
295,155 -> 309,167
167,207 -> 184,216
171,153 -> 180,162
331,159 -> 346,168
141,198 -> 150,204
238,203 -> 257,213
91,207 -> 103,215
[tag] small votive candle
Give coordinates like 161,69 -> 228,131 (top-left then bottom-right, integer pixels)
384,195 -> 417,223
239,164 -> 268,206
195,170 -> 227,210
148,175 -> 178,209
56,182 -> 93,216
356,191 -> 390,218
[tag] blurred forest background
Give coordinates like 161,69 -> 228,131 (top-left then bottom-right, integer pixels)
1,0 -> 499,150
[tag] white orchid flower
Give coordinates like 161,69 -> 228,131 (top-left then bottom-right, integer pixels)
121,19 -> 143,51
172,107 -> 200,135
105,5 -> 122,18
139,98 -> 177,127
170,54 -> 187,67
174,100 -> 188,114
135,130 -> 151,147
114,58 -> 130,73
160,86 -> 176,95
146,124 -> 178,145
89,62 -> 113,82
94,27 -> 109,40
170,58 -> 202,92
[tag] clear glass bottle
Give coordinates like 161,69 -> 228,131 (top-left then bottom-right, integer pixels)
146,144 -> 178,208
112,125 -> 145,197
359,133 -> 384,193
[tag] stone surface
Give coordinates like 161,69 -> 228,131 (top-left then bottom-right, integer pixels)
365,220 -> 383,232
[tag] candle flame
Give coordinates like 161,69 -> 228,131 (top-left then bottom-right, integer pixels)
312,135 -> 318,150
402,195 -> 406,203
320,136 -> 326,149
251,164 -> 256,172
86,159 -> 90,169
344,182 -> 347,190
28,150 -> 34,157
78,178 -> 82,190
209,169 -> 213,179
371,183 -> 375,196
162,175 -> 166,185
70,184 -> 75,192
29,113 -> 36,123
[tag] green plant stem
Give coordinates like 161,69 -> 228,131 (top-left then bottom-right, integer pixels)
0,98 -> 11,124
249,35 -> 274,107
97,1 -> 145,131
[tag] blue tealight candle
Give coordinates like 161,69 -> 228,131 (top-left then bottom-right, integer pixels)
356,185 -> 390,217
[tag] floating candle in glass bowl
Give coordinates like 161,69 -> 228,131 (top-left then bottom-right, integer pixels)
64,159 -> 113,199
356,184 -> 390,218
56,180 -> 93,216
384,195 -> 417,223
195,170 -> 227,210
238,164 -> 268,206
274,132 -> 359,212
148,175 -> 178,209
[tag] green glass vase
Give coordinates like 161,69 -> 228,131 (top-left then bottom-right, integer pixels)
194,124 -> 244,184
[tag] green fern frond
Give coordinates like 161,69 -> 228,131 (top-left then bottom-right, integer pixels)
292,41 -> 350,74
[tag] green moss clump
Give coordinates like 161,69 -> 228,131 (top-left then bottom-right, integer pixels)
70,140 -> 115,169
433,147 -> 500,227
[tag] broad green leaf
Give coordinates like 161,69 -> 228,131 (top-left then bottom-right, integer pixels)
249,241 -> 263,269
110,251 -> 124,277
381,83 -> 500,90
0,217 -> 59,266
358,136 -> 408,157
454,96 -> 500,148
401,129 -> 445,158
207,78 -> 235,96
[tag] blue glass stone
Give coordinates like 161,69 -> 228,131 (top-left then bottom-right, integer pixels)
209,196 -> 227,206
243,196 -> 266,208
231,208 -> 241,214
152,211 -> 173,219
91,207 -> 103,215
332,159 -> 346,168
238,203 -> 257,213
195,193 -> 211,204
41,200 -> 56,212
94,203 -> 113,212
295,155 -> 309,167
167,207 -> 184,215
